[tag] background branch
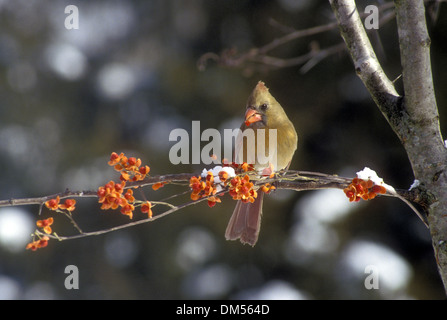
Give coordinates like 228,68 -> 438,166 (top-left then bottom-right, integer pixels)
198,2 -> 395,73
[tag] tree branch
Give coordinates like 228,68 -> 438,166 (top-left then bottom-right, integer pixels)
330,0 -> 447,294
0,173 -> 196,209
394,0 -> 444,177
0,170 -> 420,209
394,0 -> 447,294
329,0 -> 404,132
3,169 -> 428,245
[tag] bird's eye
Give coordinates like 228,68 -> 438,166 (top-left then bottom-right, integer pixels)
260,103 -> 268,111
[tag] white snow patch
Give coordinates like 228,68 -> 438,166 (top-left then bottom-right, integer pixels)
356,167 -> 395,193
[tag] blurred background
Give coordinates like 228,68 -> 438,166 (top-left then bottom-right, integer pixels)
0,0 -> 446,299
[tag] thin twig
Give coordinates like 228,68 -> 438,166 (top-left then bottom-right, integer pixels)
44,189 -> 227,241
197,2 -> 396,72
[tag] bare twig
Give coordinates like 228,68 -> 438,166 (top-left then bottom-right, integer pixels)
197,2 -> 396,73
43,190 -> 217,241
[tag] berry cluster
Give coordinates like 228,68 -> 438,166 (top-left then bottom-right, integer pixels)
27,152 -> 155,251
189,162 -> 277,207
97,152 -> 154,219
26,197 -> 77,251
343,177 -> 386,202
108,152 -> 150,182
189,172 -> 222,207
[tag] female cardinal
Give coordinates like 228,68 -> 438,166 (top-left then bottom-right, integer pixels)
225,81 -> 298,246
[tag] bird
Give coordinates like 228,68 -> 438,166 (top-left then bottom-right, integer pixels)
225,81 -> 298,246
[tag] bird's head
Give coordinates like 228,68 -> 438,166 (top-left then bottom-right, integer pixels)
244,81 -> 288,128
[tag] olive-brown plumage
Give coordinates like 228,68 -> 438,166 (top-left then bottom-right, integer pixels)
225,81 -> 298,246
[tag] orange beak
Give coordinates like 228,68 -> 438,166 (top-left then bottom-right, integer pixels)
245,108 -> 262,126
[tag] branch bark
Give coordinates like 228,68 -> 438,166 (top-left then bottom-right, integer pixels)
395,0 -> 447,295
330,0 -> 447,294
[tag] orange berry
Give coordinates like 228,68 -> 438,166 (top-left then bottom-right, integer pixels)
45,196 -> 60,211
141,201 -> 153,218
152,182 -> 165,190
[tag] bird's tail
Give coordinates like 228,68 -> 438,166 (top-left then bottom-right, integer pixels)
225,192 -> 264,246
